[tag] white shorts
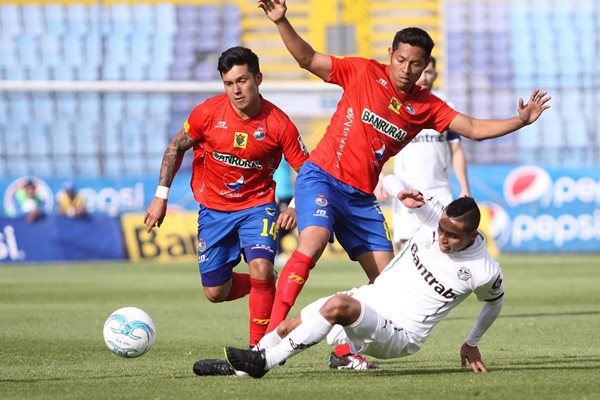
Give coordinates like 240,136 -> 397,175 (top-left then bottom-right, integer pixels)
301,289 -> 421,359
391,189 -> 453,243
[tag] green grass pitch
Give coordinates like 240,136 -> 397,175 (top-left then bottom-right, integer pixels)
1,254 -> 599,400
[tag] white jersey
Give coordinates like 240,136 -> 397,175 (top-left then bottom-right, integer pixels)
356,197 -> 504,347
392,92 -> 459,195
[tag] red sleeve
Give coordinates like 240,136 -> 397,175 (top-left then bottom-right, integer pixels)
183,104 -> 204,140
427,93 -> 459,133
327,56 -> 366,87
279,118 -> 309,169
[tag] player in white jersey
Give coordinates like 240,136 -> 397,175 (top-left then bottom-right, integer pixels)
221,178 -> 504,377
382,57 -> 471,250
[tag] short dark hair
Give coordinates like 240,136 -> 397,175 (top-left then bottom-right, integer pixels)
391,27 -> 434,61
217,46 -> 260,77
445,196 -> 480,234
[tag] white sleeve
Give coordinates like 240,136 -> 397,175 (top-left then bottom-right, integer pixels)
465,296 -> 504,346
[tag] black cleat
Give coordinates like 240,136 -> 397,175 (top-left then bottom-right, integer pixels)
193,358 -> 237,376
224,347 -> 268,378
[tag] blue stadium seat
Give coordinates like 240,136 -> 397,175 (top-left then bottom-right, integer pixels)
0,4 -> 22,36
130,33 -> 151,66
65,4 -> 88,36
27,65 -> 50,81
147,64 -> 170,81
32,94 -> 54,124
76,156 -> 101,177
77,65 -> 100,81
7,93 -> 30,123
52,65 -> 75,80
123,64 -> 146,81
55,94 -> 77,116
152,33 -> 175,65
132,4 -> 154,35
4,65 -> 26,80
109,3 -> 132,35
102,64 -> 123,81
74,121 -> 98,153
84,34 -> 102,67
0,35 -> 17,68
79,93 -> 101,121
103,155 -> 123,177
50,122 -> 75,155
63,33 -> 84,66
22,4 -> 44,36
17,34 -> 38,67
39,34 -> 61,67
3,122 -> 26,156
53,157 -> 75,177
43,4 -> 66,35
105,33 -> 128,66
154,4 -> 177,34
118,120 -> 143,153
29,123 -> 50,156
124,94 -> 147,118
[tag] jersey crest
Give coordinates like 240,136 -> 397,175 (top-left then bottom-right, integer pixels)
234,132 -> 248,148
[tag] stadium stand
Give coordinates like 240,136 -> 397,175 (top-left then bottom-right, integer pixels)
0,0 -> 598,180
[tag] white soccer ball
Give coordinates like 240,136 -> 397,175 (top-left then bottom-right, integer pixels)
103,307 -> 156,358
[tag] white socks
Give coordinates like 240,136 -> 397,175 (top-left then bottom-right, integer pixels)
264,312 -> 333,369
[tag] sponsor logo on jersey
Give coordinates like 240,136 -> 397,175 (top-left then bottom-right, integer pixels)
388,97 -> 402,114
411,242 -> 457,299
265,207 -> 276,216
313,209 -> 328,218
377,78 -> 388,87
253,125 -> 266,140
371,138 -> 386,160
198,238 -> 207,252
252,318 -> 270,326
183,120 -> 191,133
223,172 -> 245,191
361,108 -> 407,142
315,194 -> 328,207
404,101 -> 416,115
335,107 -> 355,168
234,132 -> 248,149
491,275 -> 503,290
457,266 -> 472,281
213,151 -> 262,169
298,136 -> 309,155
215,121 -> 228,129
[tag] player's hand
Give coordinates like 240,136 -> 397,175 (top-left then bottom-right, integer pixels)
397,189 -> 425,208
276,206 -> 296,231
144,198 -> 168,233
460,343 -> 488,373
258,0 -> 287,23
517,89 -> 551,125
374,178 -> 387,203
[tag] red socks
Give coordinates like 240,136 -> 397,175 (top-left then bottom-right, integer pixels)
224,272 -> 252,301
334,343 -> 352,357
249,276 -> 276,346
266,250 -> 316,332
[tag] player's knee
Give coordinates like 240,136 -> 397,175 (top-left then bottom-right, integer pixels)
320,294 -> 358,325
203,286 -> 228,303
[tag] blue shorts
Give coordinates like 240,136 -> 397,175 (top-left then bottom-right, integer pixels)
295,162 -> 393,260
197,202 -> 278,287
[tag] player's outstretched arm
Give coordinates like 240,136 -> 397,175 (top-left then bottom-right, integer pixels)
144,129 -> 195,233
460,343 -> 487,373
258,0 -> 332,80
448,89 -> 551,141
397,189 -> 425,209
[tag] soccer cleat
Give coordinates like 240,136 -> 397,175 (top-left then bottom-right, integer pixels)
193,358 -> 237,376
224,347 -> 268,378
328,351 -> 379,370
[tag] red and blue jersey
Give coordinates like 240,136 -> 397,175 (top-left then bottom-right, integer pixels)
309,56 -> 459,194
184,94 -> 309,211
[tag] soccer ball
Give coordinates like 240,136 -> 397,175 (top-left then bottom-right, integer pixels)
103,307 -> 156,358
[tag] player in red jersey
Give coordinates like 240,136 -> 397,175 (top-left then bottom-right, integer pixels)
257,0 -> 550,369
144,47 -> 309,363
